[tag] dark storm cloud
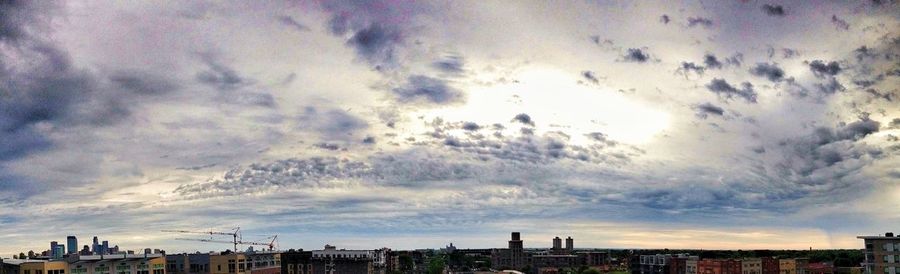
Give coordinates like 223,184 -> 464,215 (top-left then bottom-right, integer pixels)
705,78 -> 758,103
622,48 -> 651,63
692,102 -> 725,119
704,54 -> 723,69
278,15 -> 311,32
660,14 -> 670,24
298,107 -> 369,141
863,88 -> 895,102
725,53 -> 744,67
761,4 -> 786,16
432,55 -> 465,74
393,75 -> 464,104
774,118 -> 882,188
687,17 -> 713,28
831,15 -> 850,30
808,60 -> 842,78
0,2 -> 133,161
512,113 -> 535,126
750,63 -> 786,82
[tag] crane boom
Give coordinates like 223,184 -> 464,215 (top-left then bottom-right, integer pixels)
163,227 -> 241,251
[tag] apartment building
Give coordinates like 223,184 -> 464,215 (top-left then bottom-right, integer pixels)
859,232 -> 900,274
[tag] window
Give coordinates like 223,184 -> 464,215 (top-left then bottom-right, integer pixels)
885,243 -> 895,252
71,268 -> 87,274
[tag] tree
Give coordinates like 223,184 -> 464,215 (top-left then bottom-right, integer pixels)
399,255 -> 414,271
19,252 -> 26,259
427,256 -> 446,274
582,269 -> 602,274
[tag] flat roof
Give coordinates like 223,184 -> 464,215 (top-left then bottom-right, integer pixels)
856,236 -> 900,240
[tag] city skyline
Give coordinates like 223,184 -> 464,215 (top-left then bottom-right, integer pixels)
1,1 -> 899,255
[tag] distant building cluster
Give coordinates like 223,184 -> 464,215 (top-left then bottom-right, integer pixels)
1,231 -> 896,274
489,232 -> 613,273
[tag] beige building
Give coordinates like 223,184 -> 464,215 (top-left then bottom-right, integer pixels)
781,259 -> 797,274
858,233 -> 900,274
687,259 -> 698,274
68,254 -> 166,274
743,259 -> 762,274
210,253 -> 248,274
20,261 -> 67,274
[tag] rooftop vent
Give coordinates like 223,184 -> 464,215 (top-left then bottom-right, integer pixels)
886,232 -> 895,237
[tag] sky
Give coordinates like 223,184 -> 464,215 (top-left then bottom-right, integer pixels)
1,0 -> 899,256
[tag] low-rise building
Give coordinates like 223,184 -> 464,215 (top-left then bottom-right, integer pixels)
761,258 -> 779,274
166,253 -> 210,274
280,250 -> 312,274
67,253 -> 166,274
807,263 -> 833,274
743,259 -> 762,274
311,245 -> 372,274
697,259 -> 741,274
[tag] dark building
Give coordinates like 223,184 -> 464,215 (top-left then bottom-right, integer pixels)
67,236 -> 78,255
565,237 -> 573,253
281,250 -> 313,274
762,257 -> 780,274
577,252 -> 609,267
670,256 -> 699,274
530,255 -> 579,271
167,253 -> 211,274
492,232 -> 526,269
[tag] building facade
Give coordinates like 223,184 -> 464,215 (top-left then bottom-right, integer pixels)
492,232 -> 526,270
67,254 -> 166,274
743,259 -> 762,274
166,253 -> 210,274
280,250 -> 312,274
697,259 -> 742,274
859,233 -> 900,274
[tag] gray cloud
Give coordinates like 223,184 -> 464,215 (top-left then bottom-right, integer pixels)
278,15 -> 311,32
761,4 -> 786,16
705,78 -> 758,103
660,15 -> 671,24
808,60 -> 842,78
622,48 -> 651,63
512,113 -> 535,126
393,75 -> 464,104
687,17 -> 713,28
704,54 -> 723,69
432,55 -> 465,74
693,102 -> 725,119
831,15 -> 850,30
750,62 -> 786,82
677,62 -> 706,78
581,71 -> 603,84
298,107 -> 369,141
815,77 -> 846,95
195,52 -> 250,90
889,118 -> 900,129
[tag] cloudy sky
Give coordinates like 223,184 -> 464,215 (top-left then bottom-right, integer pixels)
1,0 -> 899,255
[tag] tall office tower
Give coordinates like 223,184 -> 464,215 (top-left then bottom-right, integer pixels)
55,245 -> 65,259
565,236 -> 574,252
67,236 -> 77,255
50,241 -> 58,257
102,241 -> 109,255
92,236 -> 100,254
552,236 -> 562,250
509,232 -> 524,268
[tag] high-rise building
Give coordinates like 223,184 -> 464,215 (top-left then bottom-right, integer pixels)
566,236 -> 574,252
102,241 -> 109,255
67,236 -> 78,255
553,237 -> 562,250
92,236 -> 100,254
858,232 -> 900,274
491,232 -> 525,269
54,245 -> 65,259
50,241 -> 58,258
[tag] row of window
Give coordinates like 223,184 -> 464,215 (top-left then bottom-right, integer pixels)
884,243 -> 900,252
884,255 -> 900,263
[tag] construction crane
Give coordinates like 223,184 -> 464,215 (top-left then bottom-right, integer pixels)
173,235 -> 278,251
162,227 -> 241,251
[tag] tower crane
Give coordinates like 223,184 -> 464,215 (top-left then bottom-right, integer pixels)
162,227 -> 241,251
